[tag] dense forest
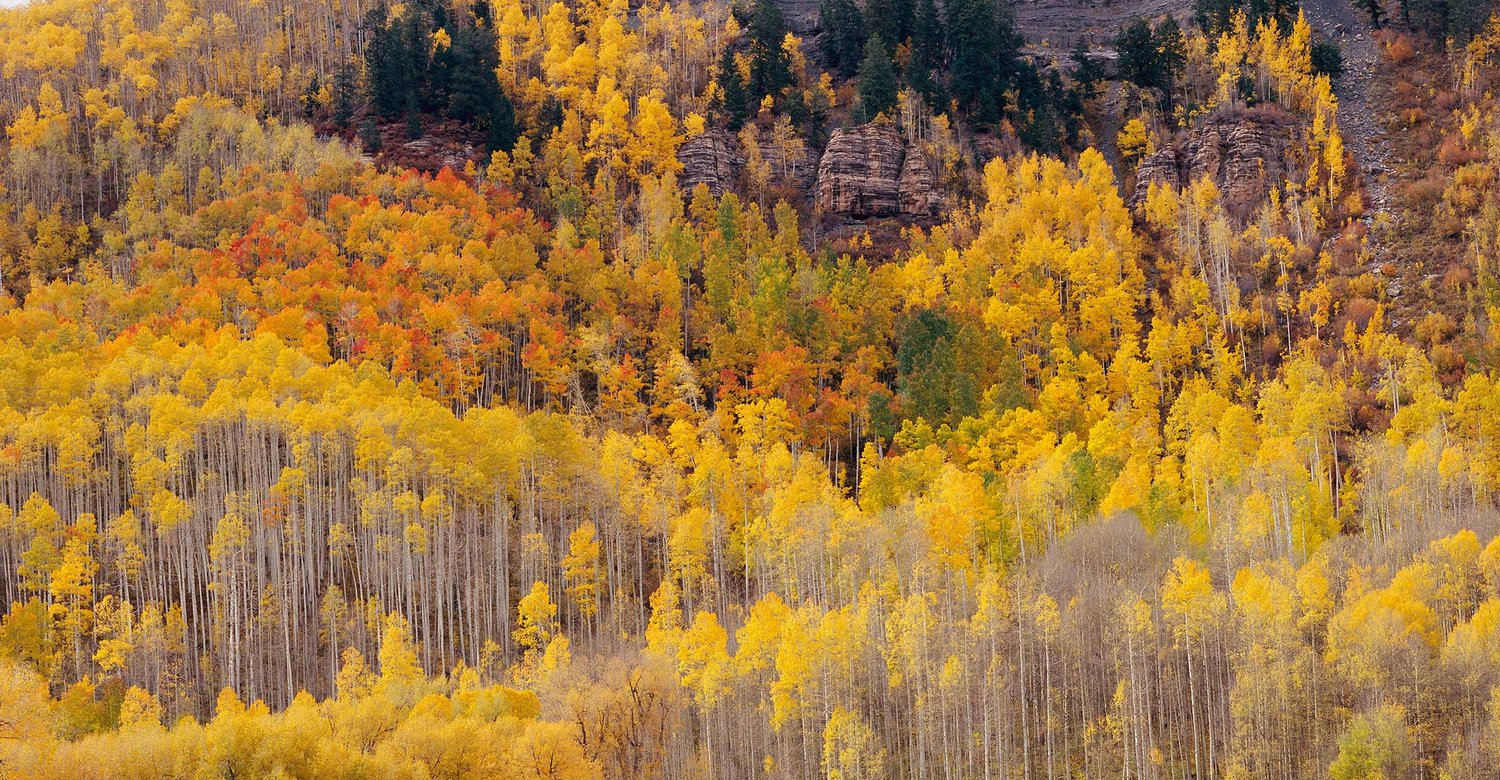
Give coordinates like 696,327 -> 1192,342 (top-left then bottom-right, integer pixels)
0,0 -> 1499,777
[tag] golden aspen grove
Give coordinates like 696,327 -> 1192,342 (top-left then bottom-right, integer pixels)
0,0 -> 1498,776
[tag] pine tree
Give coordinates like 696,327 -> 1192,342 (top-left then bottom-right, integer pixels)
360,115 -> 384,153
909,0 -> 945,102
748,0 -> 792,105
716,47 -> 751,130
890,0 -> 915,46
333,62 -> 357,129
1155,16 -> 1186,109
911,0 -> 944,72
864,0 -> 898,52
946,0 -> 1020,123
1113,18 -> 1157,91
857,36 -> 899,121
303,73 -> 322,120
819,0 -> 867,78
446,9 -> 519,152
1070,41 -> 1105,101
1354,0 -> 1384,27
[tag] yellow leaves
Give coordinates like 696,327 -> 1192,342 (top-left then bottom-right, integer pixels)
377,612 -> 424,705
119,686 -> 163,727
676,611 -> 730,709
540,635 -> 571,674
1160,556 -> 1225,645
823,706 -> 885,780
50,534 -> 96,607
630,92 -> 681,177
1117,118 -> 1153,164
1443,598 -> 1500,675
335,647 -> 375,700
1231,565 -> 1299,658
735,592 -> 789,678
914,465 -> 987,578
769,607 -> 812,730
514,581 -> 559,655
6,82 -> 70,152
970,150 -> 1144,364
897,250 -> 951,310
1326,562 -> 1441,688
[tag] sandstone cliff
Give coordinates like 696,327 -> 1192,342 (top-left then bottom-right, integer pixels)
1132,110 -> 1298,218
814,124 -> 905,218
814,123 -> 942,220
678,129 -> 745,199
676,121 -> 943,221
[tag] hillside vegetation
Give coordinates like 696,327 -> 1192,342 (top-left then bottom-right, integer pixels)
0,0 -> 1498,778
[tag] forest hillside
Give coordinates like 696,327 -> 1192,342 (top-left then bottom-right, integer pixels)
0,0 -> 1499,777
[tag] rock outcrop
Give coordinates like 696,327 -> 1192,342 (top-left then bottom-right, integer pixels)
678,129 -> 744,199
814,123 -> 941,220
1131,111 -> 1297,218
897,146 -> 941,218
1133,147 -> 1181,201
676,121 -> 944,221
815,123 -> 906,218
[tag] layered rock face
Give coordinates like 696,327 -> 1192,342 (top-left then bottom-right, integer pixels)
678,129 -> 745,199
1132,111 -> 1296,217
898,147 -> 940,217
814,123 -> 941,219
676,122 -> 943,220
815,123 -> 905,218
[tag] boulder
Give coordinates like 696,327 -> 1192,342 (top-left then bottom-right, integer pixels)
814,123 -> 906,218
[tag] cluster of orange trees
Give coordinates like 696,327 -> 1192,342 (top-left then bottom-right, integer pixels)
0,0 -> 1499,778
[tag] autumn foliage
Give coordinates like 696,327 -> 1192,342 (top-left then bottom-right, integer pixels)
0,1 -> 1499,779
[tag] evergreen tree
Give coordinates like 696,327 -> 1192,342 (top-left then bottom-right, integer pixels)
447,8 -> 519,151
857,36 -> 899,121
1069,41 -> 1105,101
302,73 -> 321,120
911,0 -> 944,72
333,62 -> 357,129
748,0 -> 793,105
1113,18 -> 1159,91
365,6 -> 429,121
864,0 -> 899,52
1155,16 -> 1186,109
716,47 -> 751,130
1354,0 -> 1384,27
947,0 -> 1020,123
909,0 -> 945,102
359,116 -> 383,154
362,1 -> 520,150
1013,60 -> 1063,154
405,103 -> 424,140
1114,16 -> 1185,110
364,7 -> 403,119
1311,40 -> 1344,80
819,0 -> 867,79
1194,0 -> 1236,34
890,0 -> 915,46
